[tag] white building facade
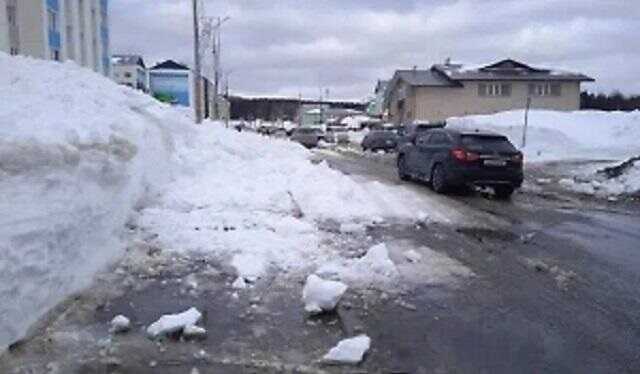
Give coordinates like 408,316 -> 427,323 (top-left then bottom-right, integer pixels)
0,0 -> 110,76
111,54 -> 146,91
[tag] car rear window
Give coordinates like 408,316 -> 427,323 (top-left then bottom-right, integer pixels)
461,135 -> 516,152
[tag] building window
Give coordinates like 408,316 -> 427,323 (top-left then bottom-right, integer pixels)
10,47 -> 19,55
124,72 -> 132,78
528,83 -> 561,97
478,83 -> 511,97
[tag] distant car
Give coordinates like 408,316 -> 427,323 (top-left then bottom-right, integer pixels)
326,125 -> 350,144
291,127 -> 324,148
397,128 -> 523,198
361,130 -> 398,152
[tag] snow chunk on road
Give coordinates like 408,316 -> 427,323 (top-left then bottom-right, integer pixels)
403,249 -> 423,263
183,324 -> 207,339
302,274 -> 348,314
110,315 -> 131,334
146,307 -> 202,338
323,335 -> 371,364
316,243 -> 399,287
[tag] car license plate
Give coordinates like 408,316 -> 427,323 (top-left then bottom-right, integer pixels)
484,159 -> 506,167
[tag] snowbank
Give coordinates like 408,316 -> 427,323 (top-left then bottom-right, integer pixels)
559,157 -> 640,197
0,53 -> 188,349
447,110 -> 640,162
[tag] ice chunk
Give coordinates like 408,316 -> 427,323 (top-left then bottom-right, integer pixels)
183,324 -> 207,339
339,222 -> 365,234
403,249 -> 422,263
146,307 -> 202,338
323,335 -> 371,364
302,274 -> 348,314
232,276 -> 248,289
361,243 -> 398,276
110,315 -> 131,333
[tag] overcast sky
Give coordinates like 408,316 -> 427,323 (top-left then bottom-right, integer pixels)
111,0 -> 640,100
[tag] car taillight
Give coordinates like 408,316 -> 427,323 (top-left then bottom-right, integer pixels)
511,152 -> 523,163
451,148 -> 478,162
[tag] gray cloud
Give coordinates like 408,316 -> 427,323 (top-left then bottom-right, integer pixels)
111,0 -> 640,100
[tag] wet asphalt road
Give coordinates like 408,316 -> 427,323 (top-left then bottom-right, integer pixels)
2,149 -> 640,373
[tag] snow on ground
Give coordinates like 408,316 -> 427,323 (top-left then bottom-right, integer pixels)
0,53 -> 466,350
138,124 -> 460,281
448,109 -> 640,162
0,53 -> 188,349
316,243 -> 399,287
558,158 -> 640,197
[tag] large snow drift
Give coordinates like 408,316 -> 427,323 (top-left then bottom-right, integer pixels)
448,109 -> 640,162
0,53 -> 187,349
0,53 -> 461,350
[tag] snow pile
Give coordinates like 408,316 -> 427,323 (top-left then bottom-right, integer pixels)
302,274 -> 348,314
146,307 -> 203,338
559,157 -> 640,196
0,53 -> 187,349
316,243 -> 399,287
448,110 -> 640,162
323,335 -> 371,364
139,124 -> 456,280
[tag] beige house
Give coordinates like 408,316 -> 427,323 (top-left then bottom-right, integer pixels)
384,59 -> 594,124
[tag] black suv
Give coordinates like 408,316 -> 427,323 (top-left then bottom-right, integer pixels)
397,128 -> 523,198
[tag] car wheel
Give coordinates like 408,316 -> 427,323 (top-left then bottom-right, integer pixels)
431,164 -> 448,193
397,155 -> 410,181
494,185 -> 515,199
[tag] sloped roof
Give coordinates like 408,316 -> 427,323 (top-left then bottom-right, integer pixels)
150,60 -> 189,71
394,69 -> 459,87
432,59 -> 594,82
111,54 -> 145,68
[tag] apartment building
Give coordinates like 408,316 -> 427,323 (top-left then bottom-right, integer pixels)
0,0 -> 111,76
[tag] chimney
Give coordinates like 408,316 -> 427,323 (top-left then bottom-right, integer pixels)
445,57 -> 451,65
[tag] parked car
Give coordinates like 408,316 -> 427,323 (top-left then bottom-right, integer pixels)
290,127 -> 324,148
361,130 -> 398,152
326,125 -> 350,144
397,128 -> 523,198
397,121 -> 446,147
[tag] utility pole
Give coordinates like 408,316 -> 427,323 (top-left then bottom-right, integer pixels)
522,96 -> 531,148
192,0 -> 203,124
212,16 -> 230,121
